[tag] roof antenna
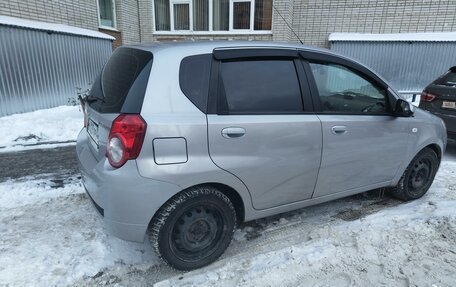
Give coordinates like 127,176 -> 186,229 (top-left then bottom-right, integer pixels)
273,4 -> 304,44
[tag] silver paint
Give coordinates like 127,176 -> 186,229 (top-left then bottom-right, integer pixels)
76,41 -> 447,242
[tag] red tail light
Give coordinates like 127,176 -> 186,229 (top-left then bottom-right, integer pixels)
106,114 -> 147,168
420,90 -> 438,102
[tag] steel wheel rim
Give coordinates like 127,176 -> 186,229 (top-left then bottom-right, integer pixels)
170,205 -> 224,262
408,158 -> 433,194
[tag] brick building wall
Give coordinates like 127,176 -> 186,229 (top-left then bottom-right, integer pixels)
282,0 -> 456,47
138,0 -> 154,43
272,0 -> 294,42
2,0 -> 456,48
0,0 -> 140,48
115,0 -> 141,44
0,0 -> 99,30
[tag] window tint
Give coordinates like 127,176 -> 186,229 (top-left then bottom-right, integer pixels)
90,47 -> 153,113
309,63 -> 388,114
179,54 -> 212,112
219,60 -> 302,113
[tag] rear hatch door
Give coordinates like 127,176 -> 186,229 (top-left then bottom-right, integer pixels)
85,47 -> 153,161
426,69 -> 456,114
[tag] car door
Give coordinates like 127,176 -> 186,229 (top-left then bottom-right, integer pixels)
206,49 -> 322,210
301,53 -> 411,198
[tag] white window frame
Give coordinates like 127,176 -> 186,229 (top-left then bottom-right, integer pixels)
230,0 -> 254,31
170,0 -> 192,31
152,0 -> 272,35
97,0 -> 118,30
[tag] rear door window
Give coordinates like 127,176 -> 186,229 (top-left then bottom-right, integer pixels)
89,47 -> 153,113
218,59 -> 303,114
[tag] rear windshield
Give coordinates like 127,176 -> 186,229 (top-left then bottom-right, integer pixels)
441,71 -> 456,86
89,47 -> 153,113
435,68 -> 456,86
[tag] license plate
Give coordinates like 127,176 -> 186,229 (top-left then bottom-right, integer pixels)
442,101 -> 456,109
87,119 -> 99,148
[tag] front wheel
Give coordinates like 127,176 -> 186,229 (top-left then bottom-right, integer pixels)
149,186 -> 236,271
390,147 -> 439,201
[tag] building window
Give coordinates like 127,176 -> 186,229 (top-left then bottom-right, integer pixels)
98,0 -> 116,28
154,0 -> 272,33
171,1 -> 190,31
232,1 -> 251,30
213,0 -> 229,31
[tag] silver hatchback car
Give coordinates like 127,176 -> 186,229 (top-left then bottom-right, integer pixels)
77,41 -> 446,270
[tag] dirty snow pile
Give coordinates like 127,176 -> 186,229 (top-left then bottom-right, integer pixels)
0,142 -> 455,286
0,177 -> 159,286
158,160 -> 456,287
0,105 -> 83,152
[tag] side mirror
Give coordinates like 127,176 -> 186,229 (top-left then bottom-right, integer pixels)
394,99 -> 414,117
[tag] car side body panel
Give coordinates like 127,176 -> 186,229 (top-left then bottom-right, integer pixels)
312,114 -> 411,198
391,108 -> 447,185
207,114 -> 323,210
76,41 -> 447,243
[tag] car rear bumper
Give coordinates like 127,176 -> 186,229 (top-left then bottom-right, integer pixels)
76,129 -> 182,242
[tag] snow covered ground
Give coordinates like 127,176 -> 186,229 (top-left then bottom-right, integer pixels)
0,105 -> 83,152
0,176 -> 158,286
1,106 -> 456,286
159,160 -> 456,287
0,149 -> 455,286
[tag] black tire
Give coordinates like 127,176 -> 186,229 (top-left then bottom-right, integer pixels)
390,147 -> 439,201
149,186 -> 236,271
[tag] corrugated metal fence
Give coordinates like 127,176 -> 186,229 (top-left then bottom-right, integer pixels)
0,25 -> 112,117
330,41 -> 456,95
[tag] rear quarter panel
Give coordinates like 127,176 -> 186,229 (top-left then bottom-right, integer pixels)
135,48 -> 254,219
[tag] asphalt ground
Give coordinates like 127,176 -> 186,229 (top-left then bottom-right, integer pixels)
0,140 -> 454,183
0,146 -> 78,182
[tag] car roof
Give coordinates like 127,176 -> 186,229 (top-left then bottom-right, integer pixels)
125,40 -> 333,55
123,40 -> 392,90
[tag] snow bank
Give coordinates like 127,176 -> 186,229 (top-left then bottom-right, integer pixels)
0,105 -> 83,152
156,160 -> 456,287
0,15 -> 115,40
0,141 -> 455,285
329,32 -> 456,42
0,177 -> 159,286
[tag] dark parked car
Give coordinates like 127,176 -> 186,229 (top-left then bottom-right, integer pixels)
420,66 -> 456,139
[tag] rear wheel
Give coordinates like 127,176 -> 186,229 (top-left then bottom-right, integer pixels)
390,147 -> 439,201
150,186 -> 236,270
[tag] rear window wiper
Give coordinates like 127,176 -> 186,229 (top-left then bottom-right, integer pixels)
79,94 -> 104,103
